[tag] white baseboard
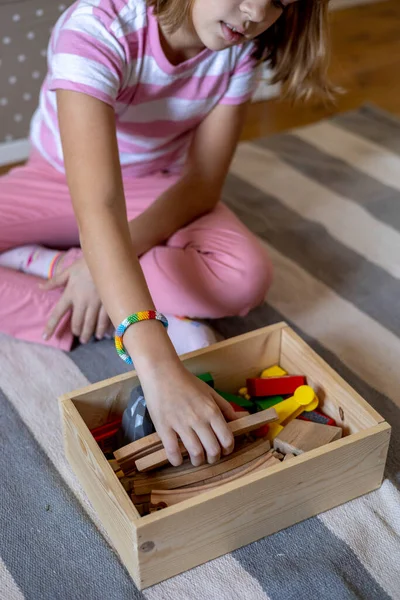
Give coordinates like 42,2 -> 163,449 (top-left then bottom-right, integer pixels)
0,138 -> 30,167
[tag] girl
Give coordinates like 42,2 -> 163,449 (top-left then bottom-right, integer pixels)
0,0 -> 331,467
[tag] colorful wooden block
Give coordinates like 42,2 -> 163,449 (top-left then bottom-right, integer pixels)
90,417 -> 122,442
253,424 -> 270,438
255,395 -> 284,411
197,373 -> 215,388
230,402 -> 249,413
273,419 -> 342,455
90,417 -> 122,453
261,365 -> 287,378
246,375 -> 306,398
216,389 -> 254,409
267,385 -> 319,440
298,410 -> 336,427
238,387 -> 251,401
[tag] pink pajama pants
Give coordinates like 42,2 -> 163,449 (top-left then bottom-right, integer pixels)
0,151 -> 272,351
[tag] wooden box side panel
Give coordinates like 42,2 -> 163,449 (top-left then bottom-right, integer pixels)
64,322 -> 285,425
63,371 -> 141,430
178,321 -> 284,394
280,328 -> 384,434
60,399 -> 141,583
136,423 -> 390,589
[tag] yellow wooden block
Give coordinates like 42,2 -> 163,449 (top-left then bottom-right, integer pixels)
238,387 -> 251,400
267,385 -> 319,440
261,365 -> 287,378
267,422 -> 284,440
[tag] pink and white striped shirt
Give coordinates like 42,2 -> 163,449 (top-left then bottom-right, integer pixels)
30,0 -> 259,177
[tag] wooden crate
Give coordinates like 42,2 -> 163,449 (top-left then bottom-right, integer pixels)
59,322 -> 391,590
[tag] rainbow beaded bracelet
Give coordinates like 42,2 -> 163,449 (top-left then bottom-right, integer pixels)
114,310 -> 168,364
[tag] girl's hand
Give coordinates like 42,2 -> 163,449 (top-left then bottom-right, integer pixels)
41,257 -> 112,343
139,359 -> 242,467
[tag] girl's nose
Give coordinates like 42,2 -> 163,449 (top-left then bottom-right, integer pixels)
239,0 -> 268,23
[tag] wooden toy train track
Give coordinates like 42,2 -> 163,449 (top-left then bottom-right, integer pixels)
107,369 -> 343,516
112,408 -> 285,515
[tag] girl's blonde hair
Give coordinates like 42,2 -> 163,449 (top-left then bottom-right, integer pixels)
147,0 -> 334,101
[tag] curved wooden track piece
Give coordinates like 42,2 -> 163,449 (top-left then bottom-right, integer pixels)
132,438 -> 271,495
150,452 -> 280,507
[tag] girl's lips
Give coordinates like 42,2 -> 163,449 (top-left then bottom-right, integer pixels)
220,21 -> 244,44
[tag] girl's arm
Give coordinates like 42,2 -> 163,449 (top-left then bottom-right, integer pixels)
56,89 -> 240,466
128,101 -> 249,256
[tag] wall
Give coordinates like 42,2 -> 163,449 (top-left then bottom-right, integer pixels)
0,0 -> 72,144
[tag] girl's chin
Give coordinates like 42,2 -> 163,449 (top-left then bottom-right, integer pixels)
193,26 -> 232,52
200,34 -> 232,51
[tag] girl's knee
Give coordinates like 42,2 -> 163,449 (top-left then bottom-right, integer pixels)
234,242 -> 273,315
207,239 -> 273,317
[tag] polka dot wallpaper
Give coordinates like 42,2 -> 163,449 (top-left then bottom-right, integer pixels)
0,0 -> 72,143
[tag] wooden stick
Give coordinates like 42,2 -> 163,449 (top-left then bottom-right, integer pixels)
115,408 -> 278,471
132,439 -> 271,495
283,453 -> 296,461
136,408 -> 278,472
114,432 -> 162,463
228,408 -> 278,435
150,452 -> 281,507
272,451 -> 285,461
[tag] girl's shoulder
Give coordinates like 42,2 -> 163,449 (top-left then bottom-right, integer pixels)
66,0 -> 148,36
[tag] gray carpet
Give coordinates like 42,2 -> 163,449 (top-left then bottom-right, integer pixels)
1,105 -> 399,599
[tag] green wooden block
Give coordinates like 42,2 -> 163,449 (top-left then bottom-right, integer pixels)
215,390 -> 254,409
255,395 -> 284,411
197,372 -> 214,388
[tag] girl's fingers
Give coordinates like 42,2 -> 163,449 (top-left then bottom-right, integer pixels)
40,270 -> 69,291
80,306 -> 99,344
193,424 -> 222,464
95,305 -> 110,340
70,304 -> 86,339
177,427 -> 205,467
208,396 -> 236,456
43,294 -> 71,340
212,391 -> 243,422
210,415 -> 235,456
211,418 -> 235,456
158,428 -> 183,467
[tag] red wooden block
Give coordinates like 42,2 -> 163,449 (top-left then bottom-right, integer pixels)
230,402 -> 248,413
254,424 -> 270,438
298,410 -> 336,427
90,417 -> 122,452
246,375 -> 306,398
90,417 -> 122,442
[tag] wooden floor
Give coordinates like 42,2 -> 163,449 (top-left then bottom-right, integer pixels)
1,0 -> 399,175
241,0 -> 400,139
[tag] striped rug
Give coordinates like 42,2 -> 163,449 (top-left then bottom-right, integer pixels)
1,104 -> 399,600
